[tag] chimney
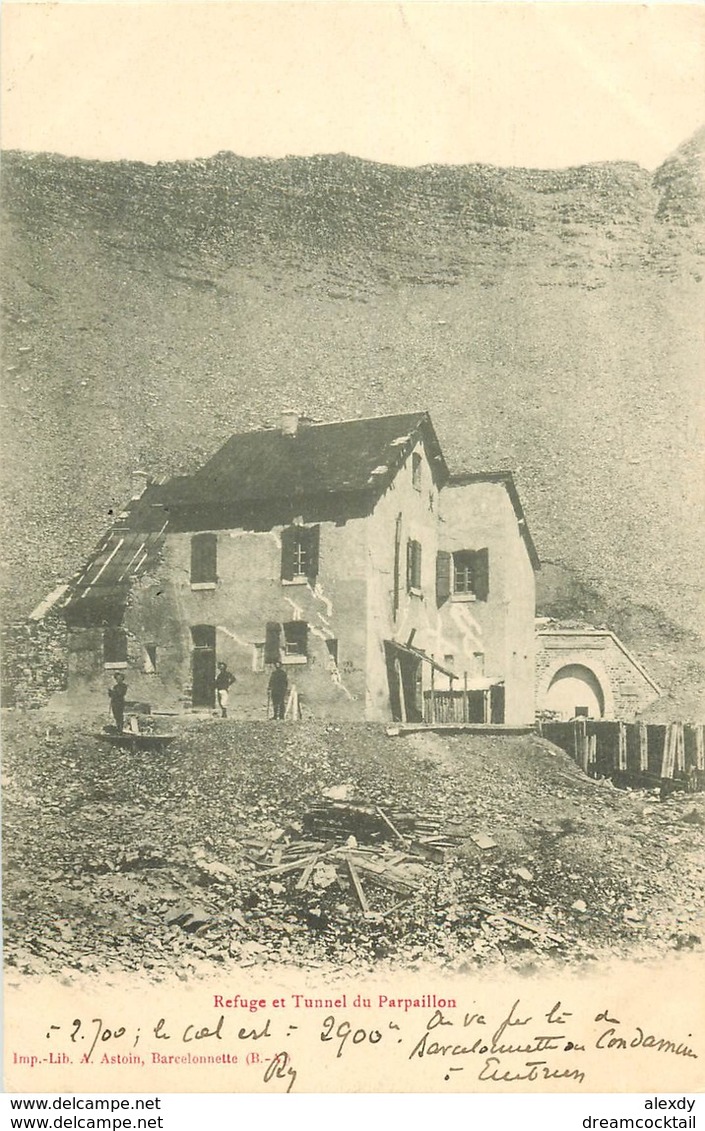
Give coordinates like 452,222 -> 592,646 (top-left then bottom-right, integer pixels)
280,410 -> 299,437
130,470 -> 149,499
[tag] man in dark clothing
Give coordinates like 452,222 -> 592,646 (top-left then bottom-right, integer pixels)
268,661 -> 288,720
215,662 -> 235,718
108,672 -> 128,733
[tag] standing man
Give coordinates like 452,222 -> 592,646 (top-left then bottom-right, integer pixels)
108,672 -> 128,733
268,661 -> 288,720
215,661 -> 235,718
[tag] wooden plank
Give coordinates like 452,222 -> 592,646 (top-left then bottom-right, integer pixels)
295,861 -> 316,891
639,723 -> 648,773
395,658 -> 407,724
376,805 -> 409,846
350,858 -> 417,895
661,724 -> 676,779
347,856 -> 370,913
408,840 -> 447,863
261,849 -> 336,877
473,903 -> 564,944
430,660 -> 436,723
483,689 -> 490,725
675,723 -> 685,773
618,722 -> 627,772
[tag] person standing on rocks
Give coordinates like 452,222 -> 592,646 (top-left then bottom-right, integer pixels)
108,671 -> 128,733
268,661 -> 288,720
215,662 -> 235,718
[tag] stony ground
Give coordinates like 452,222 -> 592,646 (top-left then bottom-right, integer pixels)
3,712 -> 704,982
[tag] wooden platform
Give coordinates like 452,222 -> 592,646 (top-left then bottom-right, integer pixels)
387,723 -> 535,736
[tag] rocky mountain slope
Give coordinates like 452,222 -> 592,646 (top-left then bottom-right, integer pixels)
2,133 -> 704,708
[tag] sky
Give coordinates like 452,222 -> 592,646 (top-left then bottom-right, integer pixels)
2,2 -> 705,170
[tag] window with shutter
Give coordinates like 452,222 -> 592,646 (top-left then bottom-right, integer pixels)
436,550 -> 451,605
264,621 -> 282,664
103,627 -> 128,667
281,525 -> 320,581
407,539 -> 422,592
190,533 -> 217,587
283,621 -> 308,660
412,452 -> 422,491
452,549 -> 490,601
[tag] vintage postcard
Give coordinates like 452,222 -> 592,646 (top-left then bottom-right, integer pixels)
1,0 -> 704,1100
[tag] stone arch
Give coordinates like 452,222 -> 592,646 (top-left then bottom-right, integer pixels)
538,652 -> 615,719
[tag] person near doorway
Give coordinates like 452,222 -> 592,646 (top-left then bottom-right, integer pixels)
215,662 -> 235,718
108,672 -> 128,733
268,661 -> 288,720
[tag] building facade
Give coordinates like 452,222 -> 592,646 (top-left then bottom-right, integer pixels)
57,412 -> 539,723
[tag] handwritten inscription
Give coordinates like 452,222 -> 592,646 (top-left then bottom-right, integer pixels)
23,995 -> 698,1092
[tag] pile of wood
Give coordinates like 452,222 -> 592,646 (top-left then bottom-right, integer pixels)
303,800 -> 462,859
246,801 -> 466,917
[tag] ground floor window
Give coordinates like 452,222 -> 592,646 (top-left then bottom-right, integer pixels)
103,627 -> 127,668
283,620 -> 308,659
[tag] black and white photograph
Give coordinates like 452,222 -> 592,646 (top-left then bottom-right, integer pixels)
2,0 -> 704,1099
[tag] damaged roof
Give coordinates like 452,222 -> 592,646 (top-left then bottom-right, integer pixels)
62,505 -> 168,625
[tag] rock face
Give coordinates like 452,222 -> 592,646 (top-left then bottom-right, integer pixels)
1,133 -> 704,707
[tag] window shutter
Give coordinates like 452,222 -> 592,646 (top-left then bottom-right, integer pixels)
414,541 -> 422,589
264,621 -> 281,664
474,547 -> 490,601
393,514 -> 402,618
436,551 -> 452,605
191,533 -> 217,584
406,539 -> 413,592
306,525 -> 320,578
280,526 -> 296,581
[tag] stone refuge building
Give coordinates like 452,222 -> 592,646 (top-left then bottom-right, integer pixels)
56,411 -> 539,723
535,620 -> 661,721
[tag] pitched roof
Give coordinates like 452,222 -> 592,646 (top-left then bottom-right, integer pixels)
447,469 -> 540,570
160,411 -> 447,513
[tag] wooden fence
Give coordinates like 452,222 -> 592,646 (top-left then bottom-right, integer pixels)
538,719 -> 705,792
423,686 -> 505,725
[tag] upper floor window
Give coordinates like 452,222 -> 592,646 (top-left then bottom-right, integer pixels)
190,532 -> 217,588
281,524 -> 320,583
436,548 -> 490,604
412,452 -> 422,491
407,539 -> 422,593
453,550 -> 477,594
